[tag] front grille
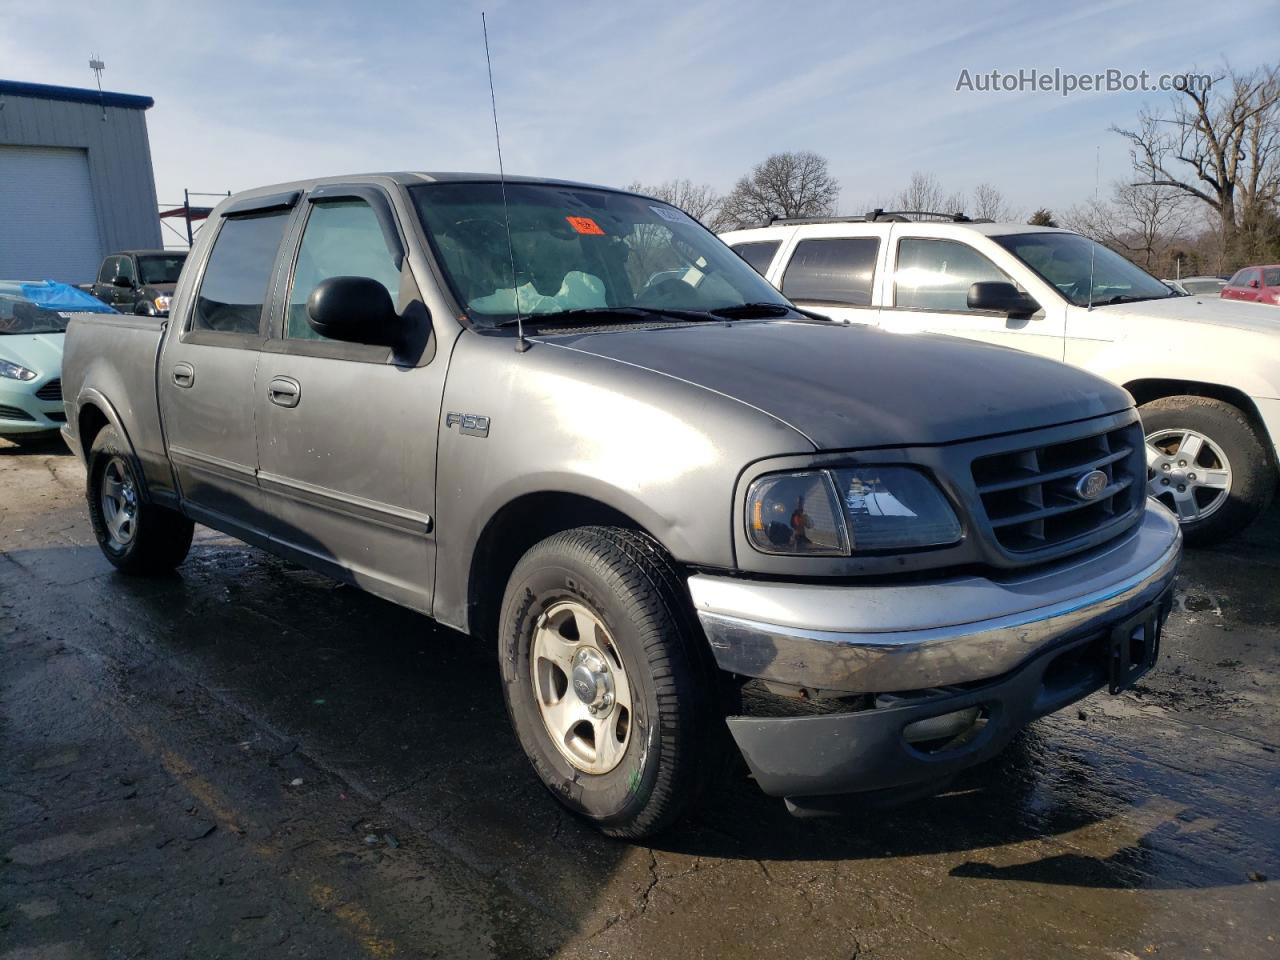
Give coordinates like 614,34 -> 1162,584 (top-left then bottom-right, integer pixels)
35,378 -> 62,402
0,404 -> 36,422
972,421 -> 1144,552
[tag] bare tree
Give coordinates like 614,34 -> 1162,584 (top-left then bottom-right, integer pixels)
1063,181 -> 1194,272
970,183 -> 1018,221
891,172 -> 965,215
717,152 -> 840,228
1111,64 -> 1280,251
626,179 -> 722,224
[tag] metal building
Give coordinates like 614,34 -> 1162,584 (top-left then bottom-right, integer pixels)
0,79 -> 162,284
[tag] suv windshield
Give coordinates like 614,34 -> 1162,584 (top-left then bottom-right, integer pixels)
992,232 -> 1175,307
411,182 -> 790,326
137,254 -> 187,285
0,295 -> 69,335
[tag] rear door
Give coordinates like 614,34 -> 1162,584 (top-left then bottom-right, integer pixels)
879,230 -> 1064,360
157,193 -> 298,538
253,184 -> 443,614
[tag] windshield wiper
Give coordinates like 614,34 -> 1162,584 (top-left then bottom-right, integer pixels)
1091,294 -> 1172,306
707,302 -> 792,319
497,306 -> 721,328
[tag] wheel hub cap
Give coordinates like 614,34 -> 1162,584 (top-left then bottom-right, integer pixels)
531,600 -> 632,775
100,456 -> 138,549
1145,428 -> 1232,523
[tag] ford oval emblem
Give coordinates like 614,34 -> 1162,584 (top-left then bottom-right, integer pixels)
1075,469 -> 1108,500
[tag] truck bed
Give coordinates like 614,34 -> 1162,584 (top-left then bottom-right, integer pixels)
61,313 -> 175,502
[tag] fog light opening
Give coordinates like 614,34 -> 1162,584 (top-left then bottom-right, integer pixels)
902,705 -> 988,755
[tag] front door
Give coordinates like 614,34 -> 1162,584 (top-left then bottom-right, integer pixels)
253,189 -> 444,614
157,206 -> 294,538
879,234 -> 1065,361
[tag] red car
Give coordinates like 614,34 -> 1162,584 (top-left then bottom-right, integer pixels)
1221,264 -> 1280,305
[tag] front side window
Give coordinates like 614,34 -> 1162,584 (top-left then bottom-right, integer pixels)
992,231 -> 1175,307
1227,269 -> 1249,287
193,212 -> 290,334
137,254 -> 186,285
732,240 -> 781,276
894,238 -> 1010,312
286,200 -> 402,340
410,183 -> 788,327
116,256 -> 136,283
782,237 -> 880,306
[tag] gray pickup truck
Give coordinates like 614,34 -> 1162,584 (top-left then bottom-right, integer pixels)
60,173 -> 1181,837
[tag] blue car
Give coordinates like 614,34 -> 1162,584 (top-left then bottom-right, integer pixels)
0,281 -> 115,443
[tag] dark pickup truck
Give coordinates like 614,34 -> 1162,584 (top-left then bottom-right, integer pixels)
59,173 -> 1181,837
89,249 -> 187,316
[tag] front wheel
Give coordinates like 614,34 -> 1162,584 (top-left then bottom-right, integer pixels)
498,526 -> 724,839
1140,396 -> 1275,546
87,426 -> 194,573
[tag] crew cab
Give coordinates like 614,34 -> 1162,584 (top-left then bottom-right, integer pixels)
723,214 -> 1280,545
60,175 -> 1181,836
90,249 -> 187,316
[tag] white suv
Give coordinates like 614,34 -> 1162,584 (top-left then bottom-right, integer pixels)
721,214 -> 1280,544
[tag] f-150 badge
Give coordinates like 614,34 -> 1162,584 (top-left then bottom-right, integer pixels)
446,412 -> 490,438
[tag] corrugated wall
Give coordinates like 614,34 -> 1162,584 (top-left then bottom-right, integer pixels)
0,94 -> 162,257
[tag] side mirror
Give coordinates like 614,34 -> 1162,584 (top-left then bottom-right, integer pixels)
112,274 -> 134,288
306,276 -> 401,348
967,281 -> 1038,316
1248,278 -> 1260,288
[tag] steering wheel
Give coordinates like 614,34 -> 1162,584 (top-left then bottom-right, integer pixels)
636,277 -> 691,307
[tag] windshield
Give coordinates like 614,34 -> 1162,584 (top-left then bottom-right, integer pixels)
1182,278 -> 1226,295
992,232 -> 1175,307
0,295 -> 69,335
137,254 -> 186,285
410,182 -> 790,326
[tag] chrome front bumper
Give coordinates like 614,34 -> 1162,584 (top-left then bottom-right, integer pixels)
690,503 -> 1182,695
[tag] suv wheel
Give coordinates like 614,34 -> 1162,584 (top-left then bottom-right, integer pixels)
498,526 -> 724,839
87,425 -> 194,573
1140,396 -> 1274,546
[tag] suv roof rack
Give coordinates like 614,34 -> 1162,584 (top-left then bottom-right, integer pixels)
764,209 -> 992,226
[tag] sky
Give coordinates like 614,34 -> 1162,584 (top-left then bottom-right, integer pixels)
1,0 -> 1276,231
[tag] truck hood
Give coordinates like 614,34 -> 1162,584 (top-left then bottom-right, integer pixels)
1093,294 -> 1280,334
540,320 -> 1132,449
0,332 -> 64,377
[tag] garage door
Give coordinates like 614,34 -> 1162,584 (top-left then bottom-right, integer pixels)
0,145 -> 103,283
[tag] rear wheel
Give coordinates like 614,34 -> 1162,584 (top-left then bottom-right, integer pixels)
498,526 -> 725,839
1140,396 -> 1274,546
87,426 -> 194,573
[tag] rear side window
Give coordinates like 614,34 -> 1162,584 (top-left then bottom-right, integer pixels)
193,212 -> 290,334
781,238 -> 880,306
732,240 -> 781,276
1263,268 -> 1280,286
895,238 -> 1011,312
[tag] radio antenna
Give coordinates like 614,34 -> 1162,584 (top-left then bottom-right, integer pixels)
481,12 -> 526,352
1086,144 -> 1099,311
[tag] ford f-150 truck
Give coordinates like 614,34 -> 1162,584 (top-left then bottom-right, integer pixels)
60,174 -> 1181,837
722,213 -> 1280,546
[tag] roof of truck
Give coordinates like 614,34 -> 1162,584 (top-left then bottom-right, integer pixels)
223,172 -> 632,201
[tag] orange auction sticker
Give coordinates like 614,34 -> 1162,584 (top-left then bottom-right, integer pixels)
566,216 -> 605,235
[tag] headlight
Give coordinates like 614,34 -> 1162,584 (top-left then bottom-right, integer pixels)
0,360 -> 37,381
153,295 -> 172,312
746,466 -> 961,556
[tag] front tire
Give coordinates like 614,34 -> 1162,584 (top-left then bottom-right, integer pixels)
87,426 -> 194,573
1140,396 -> 1275,546
498,526 -> 723,839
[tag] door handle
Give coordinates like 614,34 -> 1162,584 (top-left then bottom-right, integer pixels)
172,362 -> 195,388
268,376 -> 301,408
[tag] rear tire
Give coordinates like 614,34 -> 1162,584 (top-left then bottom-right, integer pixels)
87,425 -> 194,574
1139,396 -> 1274,546
498,526 -> 725,839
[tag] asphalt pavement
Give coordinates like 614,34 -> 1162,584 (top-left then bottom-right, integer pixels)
1,435 -> 1277,959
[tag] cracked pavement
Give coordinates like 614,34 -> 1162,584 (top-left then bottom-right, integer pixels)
1,436 -> 1277,958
